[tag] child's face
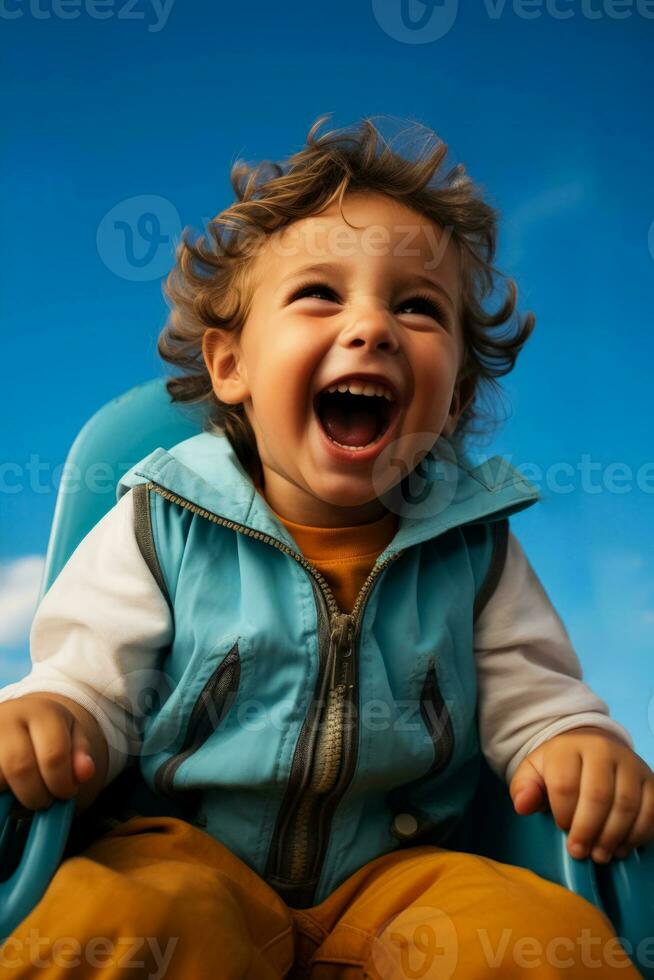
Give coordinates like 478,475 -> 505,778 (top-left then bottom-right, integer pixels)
203,191 -> 467,527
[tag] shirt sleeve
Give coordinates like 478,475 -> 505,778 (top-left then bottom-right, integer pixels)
0,489 -> 173,787
474,528 -> 634,784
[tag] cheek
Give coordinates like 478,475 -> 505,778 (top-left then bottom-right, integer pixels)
251,345 -> 316,429
410,341 -> 458,413
264,325 -> 317,379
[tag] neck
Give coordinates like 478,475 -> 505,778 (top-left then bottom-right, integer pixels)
255,469 -> 390,527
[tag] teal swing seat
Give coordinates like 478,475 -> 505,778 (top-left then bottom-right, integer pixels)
1,378 -> 652,974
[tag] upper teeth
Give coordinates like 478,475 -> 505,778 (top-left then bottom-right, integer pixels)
324,380 -> 395,401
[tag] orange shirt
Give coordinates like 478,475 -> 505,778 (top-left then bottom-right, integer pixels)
263,497 -> 398,615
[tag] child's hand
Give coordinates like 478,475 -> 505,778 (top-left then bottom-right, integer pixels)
0,693 -> 106,812
508,725 -> 654,863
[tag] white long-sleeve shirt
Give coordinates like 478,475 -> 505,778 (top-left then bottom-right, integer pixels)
0,489 -> 634,788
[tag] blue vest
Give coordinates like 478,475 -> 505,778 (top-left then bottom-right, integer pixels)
116,430 -> 540,907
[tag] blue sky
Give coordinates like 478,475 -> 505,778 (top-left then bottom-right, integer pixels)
1,1 -> 653,767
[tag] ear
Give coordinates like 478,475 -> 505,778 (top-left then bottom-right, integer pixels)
442,373 -> 475,439
202,328 -> 250,405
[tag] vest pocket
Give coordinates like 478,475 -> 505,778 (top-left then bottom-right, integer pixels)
153,640 -> 241,801
385,656 -> 457,847
420,655 -> 455,776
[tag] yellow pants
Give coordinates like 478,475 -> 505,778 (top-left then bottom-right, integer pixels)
0,815 -> 642,979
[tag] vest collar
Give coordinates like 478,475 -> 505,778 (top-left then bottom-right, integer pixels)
117,429 -> 540,558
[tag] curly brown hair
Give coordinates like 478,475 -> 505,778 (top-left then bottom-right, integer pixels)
158,113 -> 535,483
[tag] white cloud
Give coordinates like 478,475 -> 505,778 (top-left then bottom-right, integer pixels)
0,556 -> 46,647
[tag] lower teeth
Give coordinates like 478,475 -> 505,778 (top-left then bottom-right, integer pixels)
328,433 -> 382,451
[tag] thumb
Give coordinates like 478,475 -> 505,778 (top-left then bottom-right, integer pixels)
509,758 -> 548,815
70,720 -> 96,784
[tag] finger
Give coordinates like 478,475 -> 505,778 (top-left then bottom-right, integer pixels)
543,747 -> 582,833
0,723 -> 54,810
509,759 -> 547,814
26,707 -> 77,800
567,756 -> 616,859
589,767 -> 642,863
622,779 -> 654,851
510,758 -> 547,814
70,720 -> 96,784
513,779 -> 547,815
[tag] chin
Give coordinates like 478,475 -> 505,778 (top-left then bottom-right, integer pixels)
312,480 -> 379,509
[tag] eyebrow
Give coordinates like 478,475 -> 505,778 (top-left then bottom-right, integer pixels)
277,261 -> 456,310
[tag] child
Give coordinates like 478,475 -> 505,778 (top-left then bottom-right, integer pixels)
0,115 -> 651,979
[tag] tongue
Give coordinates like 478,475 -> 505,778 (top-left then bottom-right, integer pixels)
321,399 -> 380,447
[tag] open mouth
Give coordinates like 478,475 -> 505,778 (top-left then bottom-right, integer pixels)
313,388 -> 397,450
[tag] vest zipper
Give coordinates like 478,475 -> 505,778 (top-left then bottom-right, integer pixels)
142,480 -> 402,906
268,548 -> 403,907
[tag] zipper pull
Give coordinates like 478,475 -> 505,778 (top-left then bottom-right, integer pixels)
328,613 -> 354,689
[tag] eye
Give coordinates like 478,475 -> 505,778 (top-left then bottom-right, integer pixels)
397,293 -> 448,323
289,281 -> 339,303
288,281 -> 449,325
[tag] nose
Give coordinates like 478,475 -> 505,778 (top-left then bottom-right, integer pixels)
339,305 -> 399,353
